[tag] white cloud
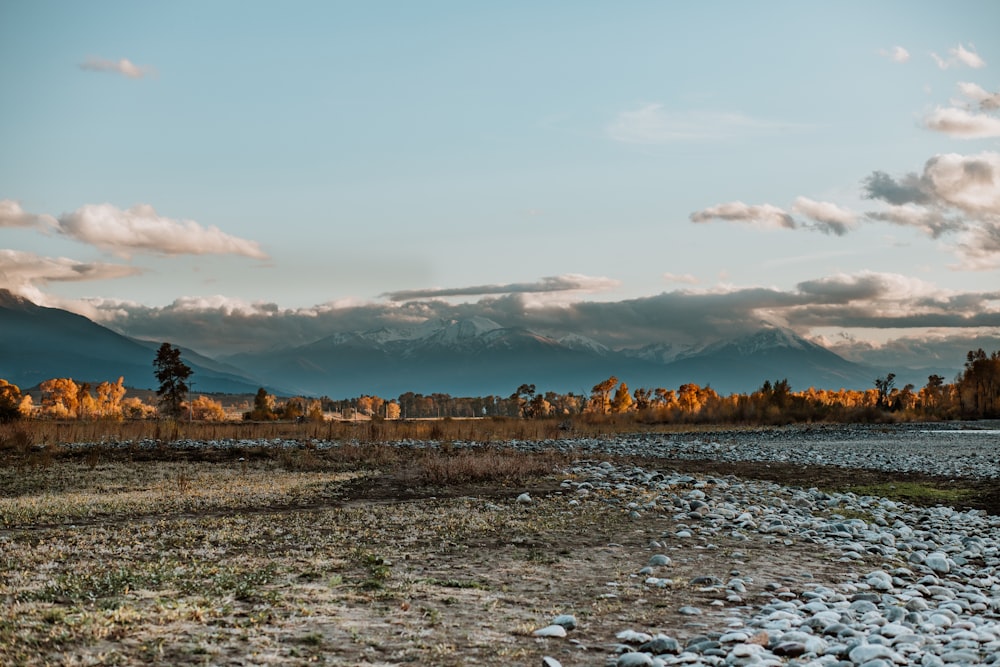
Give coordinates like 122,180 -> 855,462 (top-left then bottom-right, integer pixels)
792,197 -> 858,236
924,107 -> 1000,138
867,203 -> 964,238
922,152 -> 1000,216
878,46 -> 910,63
690,201 -> 796,230
56,203 -> 268,259
0,199 -> 56,228
957,82 -> 1000,111
954,222 -> 1000,270
863,151 -> 1000,270
931,43 -> 986,70
0,249 -> 142,301
79,56 -> 154,79
608,104 -> 801,144
381,274 -> 620,302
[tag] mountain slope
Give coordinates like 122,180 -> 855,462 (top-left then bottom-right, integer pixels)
225,321 -> 623,397
2,290 -> 887,398
225,320 -> 880,397
661,327 -> 877,394
0,290 -> 268,393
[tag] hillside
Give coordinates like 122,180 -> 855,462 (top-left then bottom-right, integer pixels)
0,289 -> 268,393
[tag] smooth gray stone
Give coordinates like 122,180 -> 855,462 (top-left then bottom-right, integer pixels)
616,652 -> 654,667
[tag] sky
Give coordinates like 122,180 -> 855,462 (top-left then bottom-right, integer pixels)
2,1 -> 999,366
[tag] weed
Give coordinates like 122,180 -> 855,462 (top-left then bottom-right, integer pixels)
353,550 -> 391,591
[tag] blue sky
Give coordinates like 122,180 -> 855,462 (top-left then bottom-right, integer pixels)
2,1 -> 999,364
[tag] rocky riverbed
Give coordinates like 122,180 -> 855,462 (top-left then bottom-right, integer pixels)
7,422 -> 1000,666
537,458 -> 1000,667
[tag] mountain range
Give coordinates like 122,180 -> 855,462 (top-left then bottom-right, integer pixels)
1,289 -> 953,398
0,290 -> 267,394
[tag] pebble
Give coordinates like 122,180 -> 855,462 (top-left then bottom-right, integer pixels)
532,624 -> 567,638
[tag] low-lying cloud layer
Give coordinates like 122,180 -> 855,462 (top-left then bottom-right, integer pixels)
69,270 -> 999,358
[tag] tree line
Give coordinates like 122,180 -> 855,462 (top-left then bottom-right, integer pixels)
2,346 -> 999,424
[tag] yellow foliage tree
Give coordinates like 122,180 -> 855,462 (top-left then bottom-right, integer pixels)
610,382 -> 633,413
40,378 -> 79,418
0,379 -> 24,422
95,377 -> 127,420
121,396 -> 157,419
190,395 -> 227,421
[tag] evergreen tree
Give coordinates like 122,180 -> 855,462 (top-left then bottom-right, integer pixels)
153,343 -> 193,418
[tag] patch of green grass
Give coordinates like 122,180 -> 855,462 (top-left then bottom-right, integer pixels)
354,550 -> 391,591
842,481 -> 979,507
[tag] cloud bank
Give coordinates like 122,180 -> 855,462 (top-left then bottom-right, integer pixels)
68,270 -> 1000,358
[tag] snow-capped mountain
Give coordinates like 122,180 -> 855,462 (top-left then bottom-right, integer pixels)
224,319 -> 882,397
3,290 -> 911,398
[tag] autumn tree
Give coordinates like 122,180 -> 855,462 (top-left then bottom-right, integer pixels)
190,395 -> 227,421
245,388 -> 277,421
874,373 -> 896,410
588,376 -> 618,414
957,349 -> 1000,417
632,387 -> 653,411
76,382 -> 98,419
918,374 -> 947,415
511,383 -> 536,417
529,392 -> 552,417
95,377 -> 126,420
385,401 -> 401,419
154,343 -> 193,418
122,396 -> 157,419
40,378 -> 79,418
0,379 -> 23,423
282,397 -> 306,421
610,381 -> 634,413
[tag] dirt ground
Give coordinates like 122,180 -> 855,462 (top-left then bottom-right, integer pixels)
2,449 -> 997,667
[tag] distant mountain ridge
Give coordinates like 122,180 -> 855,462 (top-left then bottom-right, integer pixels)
224,317 -> 883,397
0,289 -> 271,394
2,290 -> 923,398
